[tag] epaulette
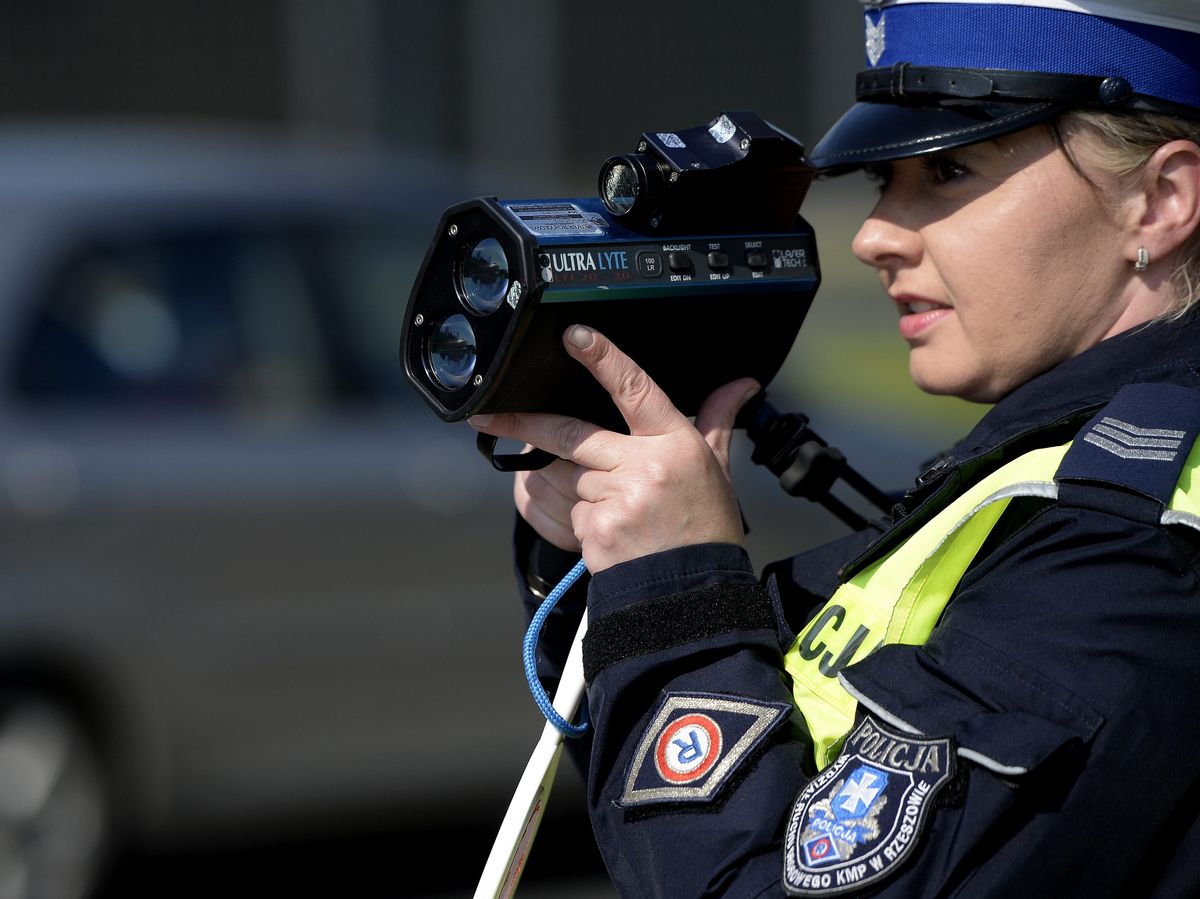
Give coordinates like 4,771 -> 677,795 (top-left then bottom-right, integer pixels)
1055,382 -> 1200,507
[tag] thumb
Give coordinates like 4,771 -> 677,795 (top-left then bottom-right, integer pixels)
695,378 -> 761,480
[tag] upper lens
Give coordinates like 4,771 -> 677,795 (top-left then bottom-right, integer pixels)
428,313 -> 477,390
459,237 -> 510,314
601,162 -> 640,216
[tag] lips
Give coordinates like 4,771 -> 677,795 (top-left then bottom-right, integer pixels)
893,294 -> 953,340
903,300 -> 945,314
893,293 -> 949,314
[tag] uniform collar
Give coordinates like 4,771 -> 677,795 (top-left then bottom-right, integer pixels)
841,312 -> 1200,579
947,312 -> 1200,468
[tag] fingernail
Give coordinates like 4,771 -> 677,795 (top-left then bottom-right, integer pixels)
743,382 -> 762,403
566,325 -> 594,349
468,414 -> 493,429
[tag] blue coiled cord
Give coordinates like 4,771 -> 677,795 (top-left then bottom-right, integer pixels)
523,558 -> 590,738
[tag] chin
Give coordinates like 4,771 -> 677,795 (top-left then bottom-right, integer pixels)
909,362 -> 998,404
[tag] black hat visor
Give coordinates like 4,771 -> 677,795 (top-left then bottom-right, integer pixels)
810,98 -> 1067,173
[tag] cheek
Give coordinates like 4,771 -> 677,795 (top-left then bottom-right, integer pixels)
946,185 -> 1112,331
1024,194 -> 1126,332
938,221 -> 1030,334
922,224 -> 1081,396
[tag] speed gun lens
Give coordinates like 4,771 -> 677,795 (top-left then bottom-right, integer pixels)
429,314 -> 477,390
459,237 -> 510,313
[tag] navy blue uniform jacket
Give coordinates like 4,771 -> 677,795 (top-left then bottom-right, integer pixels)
515,314 -> 1200,897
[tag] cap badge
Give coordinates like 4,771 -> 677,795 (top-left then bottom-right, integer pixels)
865,13 -> 886,67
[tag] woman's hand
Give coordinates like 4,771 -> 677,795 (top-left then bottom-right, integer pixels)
513,458 -> 582,554
469,324 -> 760,574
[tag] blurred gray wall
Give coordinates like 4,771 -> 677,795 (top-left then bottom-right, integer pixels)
0,1 -> 863,193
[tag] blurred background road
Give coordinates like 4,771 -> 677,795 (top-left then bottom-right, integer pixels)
0,3 -> 988,898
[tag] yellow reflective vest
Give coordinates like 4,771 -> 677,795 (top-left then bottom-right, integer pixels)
784,435 -> 1200,770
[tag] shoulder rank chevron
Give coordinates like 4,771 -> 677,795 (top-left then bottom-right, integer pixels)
1056,382 -> 1200,505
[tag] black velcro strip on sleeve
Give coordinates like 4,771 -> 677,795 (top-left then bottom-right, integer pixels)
582,584 -> 775,685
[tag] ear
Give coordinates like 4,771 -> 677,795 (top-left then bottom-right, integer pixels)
1129,139 -> 1200,268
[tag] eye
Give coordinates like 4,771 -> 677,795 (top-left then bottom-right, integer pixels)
863,163 -> 892,192
920,154 -> 970,185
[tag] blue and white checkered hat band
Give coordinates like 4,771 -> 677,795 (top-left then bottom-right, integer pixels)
864,1 -> 1200,110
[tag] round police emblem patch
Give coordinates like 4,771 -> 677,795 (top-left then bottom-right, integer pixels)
783,715 -> 954,896
655,713 -> 723,784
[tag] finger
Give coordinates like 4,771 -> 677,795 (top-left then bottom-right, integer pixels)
572,466 -> 609,504
528,459 -> 581,505
469,410 -> 622,471
562,325 -> 688,438
515,472 -> 581,552
522,466 -> 578,518
569,501 -> 593,565
695,378 -> 761,481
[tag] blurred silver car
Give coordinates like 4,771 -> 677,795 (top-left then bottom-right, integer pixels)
0,126 -> 546,898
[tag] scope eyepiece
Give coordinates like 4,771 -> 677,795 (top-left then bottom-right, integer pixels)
598,153 -> 667,224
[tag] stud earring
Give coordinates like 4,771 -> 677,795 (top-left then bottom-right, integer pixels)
1135,247 -> 1150,271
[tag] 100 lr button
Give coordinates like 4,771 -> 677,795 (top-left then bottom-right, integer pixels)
637,251 -> 663,277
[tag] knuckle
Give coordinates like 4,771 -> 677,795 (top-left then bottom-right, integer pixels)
616,366 -> 653,409
590,513 -> 620,550
642,458 -> 668,486
554,418 -> 584,453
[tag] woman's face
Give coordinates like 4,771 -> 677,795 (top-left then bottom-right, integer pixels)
852,127 -> 1140,403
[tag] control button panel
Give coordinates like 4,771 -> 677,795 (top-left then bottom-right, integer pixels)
539,237 -> 815,288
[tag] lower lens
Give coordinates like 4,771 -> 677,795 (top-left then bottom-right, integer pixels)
459,237 -> 510,313
601,161 -> 640,215
428,314 -> 477,390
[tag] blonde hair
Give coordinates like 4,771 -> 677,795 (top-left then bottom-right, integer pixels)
1057,109 -> 1200,317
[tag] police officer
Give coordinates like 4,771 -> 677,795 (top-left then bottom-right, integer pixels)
470,1 -> 1200,894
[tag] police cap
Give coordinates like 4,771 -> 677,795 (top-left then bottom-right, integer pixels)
811,0 -> 1200,171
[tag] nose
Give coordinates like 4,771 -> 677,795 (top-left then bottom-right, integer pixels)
852,197 -> 922,271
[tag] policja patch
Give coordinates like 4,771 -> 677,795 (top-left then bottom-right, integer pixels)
784,714 -> 953,895
619,692 -> 791,808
